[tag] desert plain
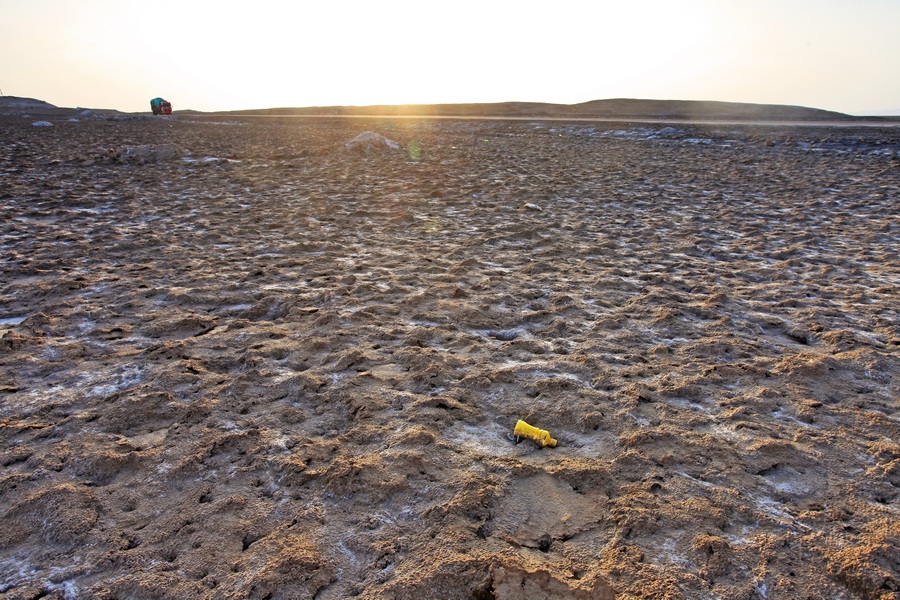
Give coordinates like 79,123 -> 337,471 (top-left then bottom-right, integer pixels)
0,113 -> 898,599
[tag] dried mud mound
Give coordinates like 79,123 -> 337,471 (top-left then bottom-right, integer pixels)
1,116 -> 899,599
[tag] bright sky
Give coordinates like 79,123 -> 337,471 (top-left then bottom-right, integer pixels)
2,0 -> 899,115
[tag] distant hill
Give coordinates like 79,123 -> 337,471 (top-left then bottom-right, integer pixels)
0,96 -> 59,111
5,95 -> 895,122
0,96 -> 124,118
222,98 -> 853,121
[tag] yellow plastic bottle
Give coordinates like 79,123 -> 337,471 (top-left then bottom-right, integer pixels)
514,420 -> 557,448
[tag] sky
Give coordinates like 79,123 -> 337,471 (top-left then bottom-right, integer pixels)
2,0 -> 899,115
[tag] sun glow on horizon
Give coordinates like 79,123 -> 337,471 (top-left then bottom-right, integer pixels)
78,1 -> 735,111
2,0 -> 899,115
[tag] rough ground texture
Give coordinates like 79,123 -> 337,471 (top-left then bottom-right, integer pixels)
0,115 -> 898,599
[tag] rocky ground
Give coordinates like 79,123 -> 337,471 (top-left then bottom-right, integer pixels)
1,115 -> 898,599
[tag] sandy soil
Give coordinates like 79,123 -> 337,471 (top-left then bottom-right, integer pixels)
1,115 -> 898,599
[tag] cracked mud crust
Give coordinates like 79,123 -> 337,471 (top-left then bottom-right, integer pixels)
1,116 -> 898,599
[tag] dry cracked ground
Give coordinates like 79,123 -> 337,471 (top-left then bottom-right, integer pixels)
1,115 -> 899,599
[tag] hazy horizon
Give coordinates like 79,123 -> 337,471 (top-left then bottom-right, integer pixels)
3,0 -> 899,116
7,94 -> 892,118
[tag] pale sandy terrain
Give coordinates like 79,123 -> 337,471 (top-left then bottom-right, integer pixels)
1,115 -> 898,599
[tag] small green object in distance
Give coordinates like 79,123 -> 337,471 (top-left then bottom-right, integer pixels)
406,140 -> 423,161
